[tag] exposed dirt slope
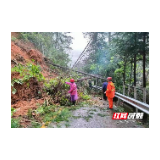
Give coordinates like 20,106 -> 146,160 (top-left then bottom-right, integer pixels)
11,32 -> 57,118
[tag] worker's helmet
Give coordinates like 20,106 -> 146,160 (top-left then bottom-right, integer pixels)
107,77 -> 112,81
70,79 -> 74,83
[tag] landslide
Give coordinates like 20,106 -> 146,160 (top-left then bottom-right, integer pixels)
11,33 -> 57,118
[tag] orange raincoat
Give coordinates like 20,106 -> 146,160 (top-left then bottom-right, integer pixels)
106,81 -> 115,109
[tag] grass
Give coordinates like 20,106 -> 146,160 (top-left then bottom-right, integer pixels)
89,109 -> 97,112
68,106 -> 80,111
27,109 -> 33,119
25,104 -> 72,128
77,101 -> 87,106
65,123 -> 70,128
77,99 -> 93,106
11,108 -> 22,128
97,113 -> 106,117
57,124 -> 61,128
30,121 -> 41,128
114,106 -> 125,112
52,108 -> 71,123
81,94 -> 91,100
14,93 -> 97,128
43,114 -> 53,122
11,118 -> 21,128
88,108 -> 98,114
72,116 -> 81,119
11,36 -> 17,41
83,115 -> 93,122
100,107 -> 108,111
26,99 -> 95,128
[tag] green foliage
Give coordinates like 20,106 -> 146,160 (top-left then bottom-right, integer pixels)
20,32 -> 72,67
44,78 -> 59,89
11,63 -> 44,82
34,104 -> 71,125
65,123 -> 70,128
11,64 -> 24,74
68,105 -> 80,111
11,36 -> 17,41
97,113 -> 106,117
12,88 -> 17,94
27,109 -> 33,118
31,121 -> 41,128
89,109 -> 97,112
11,78 -> 23,94
81,94 -> 91,100
11,108 -> 21,128
72,115 -> 81,119
114,106 -> 125,112
11,107 -> 16,116
35,106 -> 45,115
76,101 -> 91,107
83,115 -> 93,122
54,108 -> 71,123
59,96 -> 69,106
36,104 -> 52,115
79,92 -> 90,100
11,118 -> 21,128
82,32 -> 149,90
43,76 -> 72,106
11,63 -> 45,94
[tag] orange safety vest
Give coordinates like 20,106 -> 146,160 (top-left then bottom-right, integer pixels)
106,81 -> 115,98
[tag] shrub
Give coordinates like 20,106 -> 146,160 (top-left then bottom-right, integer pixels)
11,108 -> 21,128
11,36 -> 17,41
11,63 -> 45,94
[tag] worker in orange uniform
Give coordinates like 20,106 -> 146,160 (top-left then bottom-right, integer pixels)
105,77 -> 115,109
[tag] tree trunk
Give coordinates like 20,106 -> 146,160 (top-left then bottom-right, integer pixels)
90,32 -> 98,56
123,64 -> 126,85
147,33 -> 149,43
93,32 -> 98,50
134,54 -> 136,86
134,32 -> 137,86
130,60 -> 133,85
123,60 -> 126,95
38,32 -> 40,47
143,32 -> 146,88
108,32 -> 111,44
143,32 -> 146,103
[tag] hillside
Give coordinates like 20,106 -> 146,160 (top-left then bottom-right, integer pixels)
11,33 -> 58,126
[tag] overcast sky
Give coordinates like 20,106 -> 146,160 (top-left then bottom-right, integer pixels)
68,32 -> 88,67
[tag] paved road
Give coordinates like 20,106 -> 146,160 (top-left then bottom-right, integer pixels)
48,97 -> 146,128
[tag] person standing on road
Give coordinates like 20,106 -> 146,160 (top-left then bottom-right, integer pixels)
102,81 -> 108,101
65,79 -> 78,105
105,77 -> 115,109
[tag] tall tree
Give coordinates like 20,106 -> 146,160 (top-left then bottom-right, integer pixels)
20,32 -> 73,67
